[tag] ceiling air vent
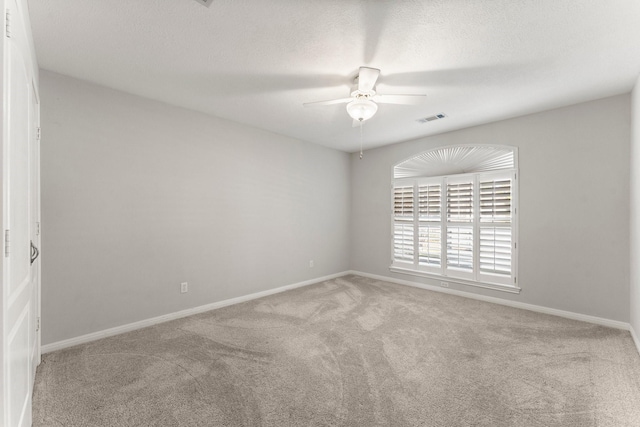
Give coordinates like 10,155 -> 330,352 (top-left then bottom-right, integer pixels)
417,113 -> 447,124
193,0 -> 214,7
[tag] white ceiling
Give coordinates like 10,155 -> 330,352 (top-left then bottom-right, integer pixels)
28,0 -> 640,152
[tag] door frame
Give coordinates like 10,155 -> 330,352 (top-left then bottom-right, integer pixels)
31,78 -> 41,368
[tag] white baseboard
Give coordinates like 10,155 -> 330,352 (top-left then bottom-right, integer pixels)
631,325 -> 640,356
42,270 -> 633,354
42,271 -> 350,354
349,270 -> 630,331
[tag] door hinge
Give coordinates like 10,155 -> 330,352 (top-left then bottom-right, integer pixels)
514,277 -> 517,284
36,127 -> 41,141
4,229 -> 9,257
5,9 -> 10,39
36,317 -> 40,332
36,222 -> 41,236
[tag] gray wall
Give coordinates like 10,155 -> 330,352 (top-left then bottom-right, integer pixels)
631,75 -> 640,336
40,71 -> 351,345
350,94 -> 631,322
41,68 -> 634,346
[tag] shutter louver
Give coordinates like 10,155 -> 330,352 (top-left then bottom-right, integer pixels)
480,227 -> 512,275
418,183 -> 441,267
418,184 -> 441,221
394,186 -> 414,219
419,226 -> 441,266
479,176 -> 512,276
447,182 -> 473,222
480,179 -> 512,223
447,226 -> 473,271
394,185 -> 415,264
394,223 -> 414,263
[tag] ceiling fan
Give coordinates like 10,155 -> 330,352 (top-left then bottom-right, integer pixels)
303,66 -> 426,126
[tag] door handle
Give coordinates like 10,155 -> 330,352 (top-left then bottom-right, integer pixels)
30,240 -> 39,265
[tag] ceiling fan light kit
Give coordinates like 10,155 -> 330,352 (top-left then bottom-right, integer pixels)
346,97 -> 378,122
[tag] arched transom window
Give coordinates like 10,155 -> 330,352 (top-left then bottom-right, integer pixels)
391,145 -> 519,293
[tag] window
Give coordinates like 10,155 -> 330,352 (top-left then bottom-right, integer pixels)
391,146 -> 518,293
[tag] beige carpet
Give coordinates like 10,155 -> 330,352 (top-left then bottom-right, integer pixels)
33,275 -> 640,426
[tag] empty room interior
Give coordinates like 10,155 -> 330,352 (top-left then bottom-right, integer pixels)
3,0 -> 640,426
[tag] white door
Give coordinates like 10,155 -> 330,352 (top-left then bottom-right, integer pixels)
3,0 -> 40,425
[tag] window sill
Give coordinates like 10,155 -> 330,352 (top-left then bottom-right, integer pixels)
388,265 -> 521,294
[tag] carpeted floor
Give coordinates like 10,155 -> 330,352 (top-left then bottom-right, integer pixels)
33,275 -> 640,426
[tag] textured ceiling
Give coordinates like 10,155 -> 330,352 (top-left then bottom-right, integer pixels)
28,0 -> 640,152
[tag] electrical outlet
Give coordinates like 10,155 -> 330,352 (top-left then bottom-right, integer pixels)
309,260 -> 314,268
180,282 -> 188,293
440,281 -> 449,288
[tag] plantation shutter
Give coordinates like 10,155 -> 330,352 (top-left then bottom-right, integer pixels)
447,226 -> 473,271
393,185 -> 415,264
445,179 -> 473,274
480,179 -> 511,223
479,175 -> 513,277
390,152 -> 517,291
418,183 -> 441,267
479,228 -> 512,274
447,181 -> 473,222
418,184 -> 441,221
394,223 -> 414,263
394,186 -> 414,218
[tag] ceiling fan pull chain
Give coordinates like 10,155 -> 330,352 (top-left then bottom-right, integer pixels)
359,120 -> 364,159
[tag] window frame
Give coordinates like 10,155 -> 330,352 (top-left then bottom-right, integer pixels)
390,156 -> 519,294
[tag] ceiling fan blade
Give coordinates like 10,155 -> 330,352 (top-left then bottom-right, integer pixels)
374,94 -> 427,105
358,67 -> 380,92
303,98 -> 353,107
